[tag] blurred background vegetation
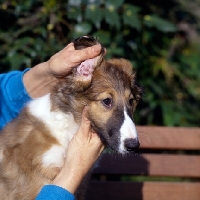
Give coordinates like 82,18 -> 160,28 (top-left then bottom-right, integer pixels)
0,0 -> 199,127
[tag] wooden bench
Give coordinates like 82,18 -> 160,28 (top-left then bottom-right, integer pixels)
85,126 -> 200,200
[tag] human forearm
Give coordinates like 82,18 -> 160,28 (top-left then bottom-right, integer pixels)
23,62 -> 58,98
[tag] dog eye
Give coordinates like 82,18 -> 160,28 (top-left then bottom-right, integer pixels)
129,98 -> 135,106
102,98 -> 112,108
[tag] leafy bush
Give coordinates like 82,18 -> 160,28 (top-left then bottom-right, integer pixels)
0,0 -> 199,126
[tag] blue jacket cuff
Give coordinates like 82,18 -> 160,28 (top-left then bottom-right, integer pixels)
35,185 -> 75,200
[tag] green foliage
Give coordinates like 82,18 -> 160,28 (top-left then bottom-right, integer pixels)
0,0 -> 199,127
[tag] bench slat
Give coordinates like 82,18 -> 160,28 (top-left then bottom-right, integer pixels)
137,126 -> 200,150
86,181 -> 200,200
94,153 -> 200,178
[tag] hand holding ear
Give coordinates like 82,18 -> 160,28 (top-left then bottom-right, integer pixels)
47,43 -> 103,77
23,41 -> 104,98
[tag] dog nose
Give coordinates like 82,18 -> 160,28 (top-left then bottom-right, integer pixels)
124,138 -> 140,152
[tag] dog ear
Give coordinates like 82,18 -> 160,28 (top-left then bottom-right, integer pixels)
71,36 -> 105,91
131,73 -> 143,103
73,36 -> 104,51
73,54 -> 102,82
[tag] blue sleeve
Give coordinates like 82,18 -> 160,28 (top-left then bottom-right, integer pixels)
0,69 -> 32,130
36,185 -> 75,200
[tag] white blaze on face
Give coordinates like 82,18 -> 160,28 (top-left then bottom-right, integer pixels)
119,109 -> 138,153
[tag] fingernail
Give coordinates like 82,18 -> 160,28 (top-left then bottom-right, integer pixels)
92,44 -> 101,54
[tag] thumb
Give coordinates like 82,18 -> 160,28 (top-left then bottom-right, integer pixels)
76,44 -> 103,61
78,107 -> 92,136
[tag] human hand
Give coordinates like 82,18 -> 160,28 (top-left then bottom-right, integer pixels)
23,42 -> 103,98
47,42 -> 103,77
52,107 -> 104,194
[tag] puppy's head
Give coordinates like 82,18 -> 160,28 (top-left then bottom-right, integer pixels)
54,36 -> 142,154
86,58 -> 142,154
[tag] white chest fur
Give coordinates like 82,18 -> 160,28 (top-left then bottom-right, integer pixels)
28,94 -> 79,167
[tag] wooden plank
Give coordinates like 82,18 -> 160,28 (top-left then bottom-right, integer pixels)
94,153 -> 200,178
144,154 -> 200,178
143,182 -> 200,200
137,126 -> 200,150
86,181 -> 200,200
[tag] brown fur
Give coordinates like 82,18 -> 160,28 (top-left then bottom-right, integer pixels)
0,108 -> 60,199
0,36 -> 142,199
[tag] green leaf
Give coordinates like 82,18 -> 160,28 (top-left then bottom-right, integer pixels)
85,4 -> 103,28
144,15 -> 177,32
123,14 -> 141,31
8,52 -> 30,70
124,4 -> 141,14
93,30 -> 111,45
123,4 -> 141,30
103,9 -> 120,29
107,47 -> 124,57
74,23 -> 92,37
84,0 -> 101,5
68,0 -> 82,6
67,7 -> 82,21
106,0 -> 124,8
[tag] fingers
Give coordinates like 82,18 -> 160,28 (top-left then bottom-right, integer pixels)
64,42 -> 75,51
79,107 -> 103,146
78,107 -> 92,137
81,106 -> 90,125
71,44 -> 102,63
81,107 -> 105,151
